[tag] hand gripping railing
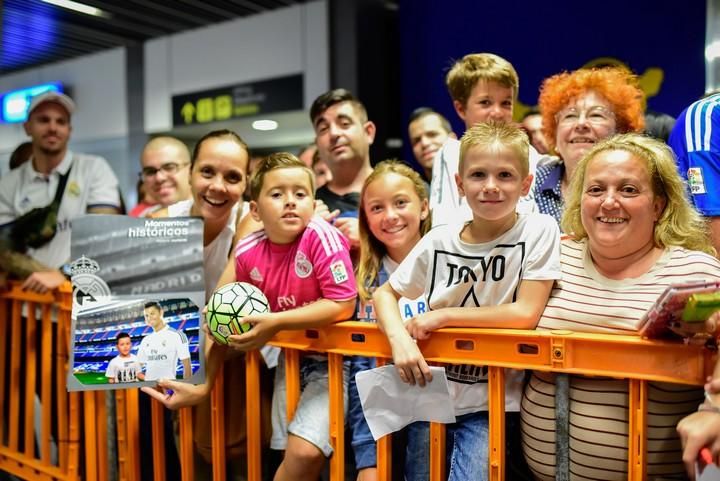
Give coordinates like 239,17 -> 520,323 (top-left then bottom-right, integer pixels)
262,321 -> 715,481
1,284 -> 714,481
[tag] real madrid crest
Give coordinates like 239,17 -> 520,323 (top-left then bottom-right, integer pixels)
294,251 -> 313,279
70,255 -> 111,311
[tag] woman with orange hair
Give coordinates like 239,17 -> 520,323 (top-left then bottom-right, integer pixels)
533,67 -> 645,223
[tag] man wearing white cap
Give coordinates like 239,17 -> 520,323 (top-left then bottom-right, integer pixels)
0,91 -> 122,293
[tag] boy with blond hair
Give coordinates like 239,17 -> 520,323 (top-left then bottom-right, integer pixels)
430,52 -> 546,226
374,122 -> 560,480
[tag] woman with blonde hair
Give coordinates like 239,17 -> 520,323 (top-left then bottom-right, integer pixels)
521,133 -> 720,480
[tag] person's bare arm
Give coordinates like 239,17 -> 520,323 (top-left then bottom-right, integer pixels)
405,279 -> 554,340
0,250 -> 52,278
0,250 -> 66,294
227,298 -> 355,352
373,282 -> 432,386
142,338 -> 228,409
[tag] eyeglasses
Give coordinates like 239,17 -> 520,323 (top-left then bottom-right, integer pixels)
556,106 -> 615,126
140,162 -> 189,179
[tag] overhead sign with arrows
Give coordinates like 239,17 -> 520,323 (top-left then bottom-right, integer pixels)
171,74 -> 303,127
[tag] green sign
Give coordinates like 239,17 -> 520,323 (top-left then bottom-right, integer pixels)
172,74 -> 303,126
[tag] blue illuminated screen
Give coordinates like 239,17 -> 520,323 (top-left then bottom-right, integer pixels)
1,83 -> 64,123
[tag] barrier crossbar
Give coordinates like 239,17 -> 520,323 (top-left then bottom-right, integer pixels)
1,285 -> 714,481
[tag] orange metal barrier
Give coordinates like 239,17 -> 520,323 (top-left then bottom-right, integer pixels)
1,285 -> 715,481
0,282 -> 81,481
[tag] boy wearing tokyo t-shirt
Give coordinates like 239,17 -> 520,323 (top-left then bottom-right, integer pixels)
374,122 -> 561,480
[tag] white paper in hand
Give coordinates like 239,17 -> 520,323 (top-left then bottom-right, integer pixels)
355,365 -> 456,440
697,462 -> 720,480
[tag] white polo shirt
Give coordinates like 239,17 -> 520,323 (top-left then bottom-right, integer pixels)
137,325 -> 191,381
0,151 -> 120,268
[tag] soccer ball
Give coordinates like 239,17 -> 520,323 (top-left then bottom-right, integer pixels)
206,282 -> 270,345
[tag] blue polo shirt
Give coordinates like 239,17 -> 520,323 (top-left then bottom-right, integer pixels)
669,93 -> 720,216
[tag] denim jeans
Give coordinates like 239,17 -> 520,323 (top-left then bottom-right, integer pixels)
404,421 -> 430,481
446,411 -> 489,481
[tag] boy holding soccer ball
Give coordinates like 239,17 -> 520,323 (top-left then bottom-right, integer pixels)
233,152 -> 357,480
147,152 -> 356,481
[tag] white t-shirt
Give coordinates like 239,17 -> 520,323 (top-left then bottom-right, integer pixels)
355,256 -> 429,322
137,325 -> 191,381
0,151 -> 120,268
105,353 -> 142,383
389,214 -> 561,415
429,138 -> 545,227
168,199 -> 247,299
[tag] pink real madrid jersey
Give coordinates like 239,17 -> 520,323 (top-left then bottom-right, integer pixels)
234,217 -> 357,312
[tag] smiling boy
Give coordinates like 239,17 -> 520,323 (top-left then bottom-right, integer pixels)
373,122 -> 560,480
430,53 -> 546,227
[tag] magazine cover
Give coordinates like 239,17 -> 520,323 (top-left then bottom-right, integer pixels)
638,280 -> 720,340
66,215 -> 205,391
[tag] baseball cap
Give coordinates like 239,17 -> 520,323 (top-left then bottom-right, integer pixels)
27,92 -> 75,117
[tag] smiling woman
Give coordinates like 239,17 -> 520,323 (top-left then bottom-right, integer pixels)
521,134 -> 720,480
532,67 -> 646,224
153,129 -> 251,298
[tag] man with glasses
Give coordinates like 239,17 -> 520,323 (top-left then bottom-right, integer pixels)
131,136 -> 191,217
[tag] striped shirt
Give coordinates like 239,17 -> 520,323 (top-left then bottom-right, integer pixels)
522,238 -> 720,480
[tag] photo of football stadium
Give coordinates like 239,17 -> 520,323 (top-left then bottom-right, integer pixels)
70,298 -> 201,387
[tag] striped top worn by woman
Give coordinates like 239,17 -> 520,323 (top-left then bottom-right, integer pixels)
520,133 -> 720,481
522,239 -> 720,480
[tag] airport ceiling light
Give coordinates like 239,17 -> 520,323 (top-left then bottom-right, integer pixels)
252,119 -> 279,131
40,0 -> 111,18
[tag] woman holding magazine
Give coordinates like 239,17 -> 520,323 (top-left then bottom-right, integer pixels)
520,133 -> 720,480
152,129 -> 271,481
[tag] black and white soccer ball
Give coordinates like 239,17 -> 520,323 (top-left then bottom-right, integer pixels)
206,282 -> 270,345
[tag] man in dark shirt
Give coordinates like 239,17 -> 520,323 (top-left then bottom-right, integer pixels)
310,89 -> 376,250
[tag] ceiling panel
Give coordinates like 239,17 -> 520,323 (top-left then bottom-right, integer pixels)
1,0 -> 308,74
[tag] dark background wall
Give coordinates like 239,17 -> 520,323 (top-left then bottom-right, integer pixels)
398,0 -> 706,165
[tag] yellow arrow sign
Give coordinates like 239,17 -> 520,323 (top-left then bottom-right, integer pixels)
180,102 -> 195,124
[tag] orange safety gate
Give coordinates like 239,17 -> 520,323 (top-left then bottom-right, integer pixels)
1,283 -> 715,481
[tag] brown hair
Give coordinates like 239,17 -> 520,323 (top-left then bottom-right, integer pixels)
249,152 -> 315,201
446,53 -> 519,107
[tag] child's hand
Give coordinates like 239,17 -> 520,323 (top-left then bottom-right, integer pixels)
334,217 -> 360,249
315,199 -> 340,223
390,333 -> 432,387
677,410 -> 720,477
405,311 -> 446,340
141,378 -> 210,409
227,313 -> 277,352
